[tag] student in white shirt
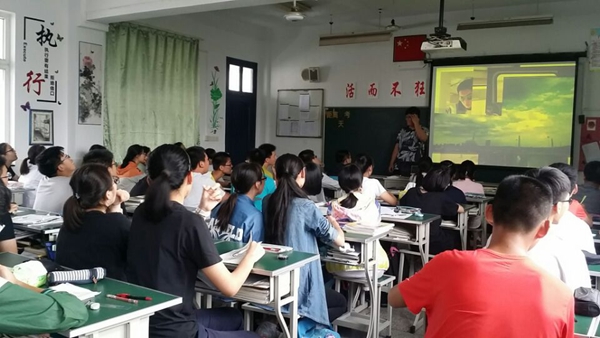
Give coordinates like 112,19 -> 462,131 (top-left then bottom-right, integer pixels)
33,147 -> 76,214
17,145 -> 46,208
550,162 -> 596,254
299,149 -> 340,191
523,167 -> 591,291
452,160 -> 485,195
184,146 -> 224,208
355,154 -> 397,206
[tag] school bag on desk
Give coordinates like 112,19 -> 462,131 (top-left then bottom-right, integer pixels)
574,287 -> 600,317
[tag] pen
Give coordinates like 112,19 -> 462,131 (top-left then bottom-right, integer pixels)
116,293 -> 152,301
581,195 -> 587,204
107,294 -> 138,304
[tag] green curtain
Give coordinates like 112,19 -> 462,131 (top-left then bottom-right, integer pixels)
104,22 -> 199,160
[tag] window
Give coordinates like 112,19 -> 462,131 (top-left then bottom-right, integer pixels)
242,67 -> 253,93
228,64 -> 240,92
0,12 -> 12,143
227,64 -> 254,94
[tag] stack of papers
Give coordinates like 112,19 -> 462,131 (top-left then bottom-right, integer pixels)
12,214 -> 63,227
326,243 -> 361,265
50,283 -> 100,302
343,222 -> 394,236
196,276 -> 271,303
388,225 -> 415,241
441,220 -> 458,228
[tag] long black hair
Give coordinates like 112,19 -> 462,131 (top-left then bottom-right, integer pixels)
142,144 -> 191,223
63,164 -> 114,231
19,145 -> 46,175
120,144 -> 143,169
455,160 -> 477,181
338,164 -> 363,209
416,156 -> 433,187
302,162 -> 322,196
264,154 -> 306,245
422,167 -> 452,192
354,153 -> 373,175
0,156 -> 12,214
215,163 -> 262,232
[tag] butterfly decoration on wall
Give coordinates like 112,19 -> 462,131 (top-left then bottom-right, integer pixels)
20,101 -> 31,112
57,34 -> 64,42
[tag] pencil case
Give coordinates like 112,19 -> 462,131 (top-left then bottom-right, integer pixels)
47,267 -> 107,286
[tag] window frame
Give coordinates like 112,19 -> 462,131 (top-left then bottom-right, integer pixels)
0,11 -> 13,144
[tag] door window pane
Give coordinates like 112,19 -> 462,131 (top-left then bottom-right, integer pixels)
0,18 -> 4,59
228,64 -> 240,92
0,69 -> 5,141
242,67 -> 253,93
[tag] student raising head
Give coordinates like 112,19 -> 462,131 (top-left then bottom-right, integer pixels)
401,167 -> 464,254
0,143 -> 18,181
116,144 -> 145,178
246,148 -> 276,210
211,152 -> 233,187
258,143 -> 277,179
0,156 -> 17,254
33,147 -> 76,214
126,144 -> 264,338
263,154 -> 346,325
17,145 -> 46,208
388,175 -> 575,337
329,149 -> 351,176
452,160 -> 484,195
208,162 -> 264,242
137,146 -> 151,174
56,164 -> 130,280
183,146 -> 222,209
83,149 -> 118,178
299,149 -> 340,192
355,154 -> 398,206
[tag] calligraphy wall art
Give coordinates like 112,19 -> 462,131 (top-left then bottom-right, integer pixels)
78,42 -> 103,125
29,109 -> 54,145
209,66 -> 223,134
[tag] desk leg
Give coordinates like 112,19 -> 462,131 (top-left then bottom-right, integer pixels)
290,269 -> 299,338
273,274 -> 290,338
481,202 -> 488,245
364,243 -> 378,338
418,222 -> 431,265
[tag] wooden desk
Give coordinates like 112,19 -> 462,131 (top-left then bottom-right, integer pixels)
465,196 -> 494,247
0,252 -> 182,338
196,242 -> 319,338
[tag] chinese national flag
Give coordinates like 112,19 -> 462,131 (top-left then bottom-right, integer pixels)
393,35 -> 427,62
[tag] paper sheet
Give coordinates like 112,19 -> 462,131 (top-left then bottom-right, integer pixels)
290,121 -> 299,135
12,214 -> 63,225
299,94 -> 310,112
380,206 -> 411,219
300,121 -> 318,137
278,104 -> 290,120
278,121 -> 292,136
583,142 -> 600,162
221,234 -> 253,264
50,283 -> 100,301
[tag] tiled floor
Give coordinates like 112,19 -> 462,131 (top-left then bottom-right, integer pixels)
337,308 -> 425,338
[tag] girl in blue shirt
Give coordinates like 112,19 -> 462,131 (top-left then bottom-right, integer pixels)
209,163 -> 265,242
263,154 -> 347,327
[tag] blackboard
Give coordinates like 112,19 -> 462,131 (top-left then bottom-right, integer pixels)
323,107 -> 430,176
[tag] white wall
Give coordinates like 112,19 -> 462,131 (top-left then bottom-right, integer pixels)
0,0 -> 106,166
267,0 -> 600,161
136,14 -> 271,151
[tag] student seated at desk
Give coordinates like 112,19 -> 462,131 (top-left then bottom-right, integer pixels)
89,144 -> 106,151
208,163 -> 264,242
388,175 -> 574,338
206,148 -> 216,166
550,163 -> 595,253
183,146 -> 225,209
355,154 -> 397,206
327,164 -> 389,279
56,164 -> 130,280
211,152 -> 233,189
299,149 -> 340,192
400,168 -> 464,254
452,160 -> 484,195
303,162 -> 326,203
246,148 -> 276,210
574,160 -> 600,216
17,145 -> 46,208
440,160 -> 467,204
130,175 -> 150,197
137,146 -> 150,174
116,144 -> 145,178
263,154 -> 347,325
258,143 -> 277,179
327,149 -> 351,177
0,265 -> 88,335
126,144 -> 264,338
0,158 -> 17,254
0,143 -> 19,181
33,147 -> 76,214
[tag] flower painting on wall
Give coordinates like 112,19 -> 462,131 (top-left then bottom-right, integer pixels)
209,66 -> 223,134
78,42 -> 103,125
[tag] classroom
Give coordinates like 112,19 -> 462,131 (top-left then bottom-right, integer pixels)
1,0 -> 600,337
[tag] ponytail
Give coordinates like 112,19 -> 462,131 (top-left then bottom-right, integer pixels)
337,164 -> 363,209
19,158 -> 31,175
120,144 -> 143,169
62,196 -> 86,231
340,192 -> 359,209
264,155 -> 306,245
142,171 -> 174,223
216,194 -> 239,232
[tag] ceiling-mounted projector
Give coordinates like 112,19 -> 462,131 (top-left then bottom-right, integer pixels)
285,11 -> 305,22
421,37 -> 467,52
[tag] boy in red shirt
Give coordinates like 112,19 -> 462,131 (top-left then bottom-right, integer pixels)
388,175 -> 574,338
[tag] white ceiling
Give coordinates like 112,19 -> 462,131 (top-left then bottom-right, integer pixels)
186,0 -> 575,30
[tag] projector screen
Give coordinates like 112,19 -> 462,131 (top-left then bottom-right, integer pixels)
429,61 -> 577,168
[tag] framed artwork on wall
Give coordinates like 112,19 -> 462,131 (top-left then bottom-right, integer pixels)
29,109 -> 54,145
78,42 -> 103,125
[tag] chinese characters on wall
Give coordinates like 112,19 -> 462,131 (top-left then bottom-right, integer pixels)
345,80 -> 426,100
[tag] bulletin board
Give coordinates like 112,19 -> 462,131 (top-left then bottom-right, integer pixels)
276,89 -> 324,138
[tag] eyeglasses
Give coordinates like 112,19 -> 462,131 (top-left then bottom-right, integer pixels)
113,176 -> 120,184
224,163 -> 233,167
59,154 -> 71,164
5,149 -> 15,153
559,198 -> 573,204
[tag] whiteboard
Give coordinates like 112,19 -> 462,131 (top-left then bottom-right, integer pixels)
276,89 -> 324,138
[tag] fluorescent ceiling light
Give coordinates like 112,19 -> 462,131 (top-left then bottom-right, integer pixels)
319,31 -> 392,46
457,15 -> 553,30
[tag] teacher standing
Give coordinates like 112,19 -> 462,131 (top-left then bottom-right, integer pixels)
388,107 -> 429,176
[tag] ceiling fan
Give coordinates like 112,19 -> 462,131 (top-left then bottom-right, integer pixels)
283,0 -> 307,22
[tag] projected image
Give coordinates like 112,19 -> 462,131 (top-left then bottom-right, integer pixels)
430,62 -> 576,167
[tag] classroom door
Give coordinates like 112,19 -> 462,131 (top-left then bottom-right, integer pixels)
225,57 -> 257,165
